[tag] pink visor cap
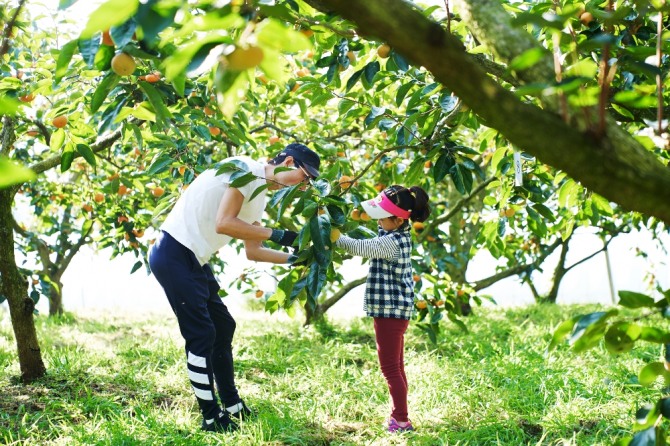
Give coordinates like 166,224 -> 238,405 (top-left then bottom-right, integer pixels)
361,191 -> 411,220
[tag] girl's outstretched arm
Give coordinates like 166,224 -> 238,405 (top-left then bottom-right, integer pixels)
335,234 -> 399,260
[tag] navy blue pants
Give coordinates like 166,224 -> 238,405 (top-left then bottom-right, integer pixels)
149,231 -> 240,423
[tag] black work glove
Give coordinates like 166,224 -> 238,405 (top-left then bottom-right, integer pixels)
269,229 -> 298,247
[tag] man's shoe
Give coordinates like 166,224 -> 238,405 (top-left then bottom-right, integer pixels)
226,399 -> 254,420
201,412 -> 237,432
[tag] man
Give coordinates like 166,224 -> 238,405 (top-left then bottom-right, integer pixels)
149,143 -> 320,432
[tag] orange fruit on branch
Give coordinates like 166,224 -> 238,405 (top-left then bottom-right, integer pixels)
111,53 -> 136,76
101,30 -> 114,46
226,45 -> 264,71
52,115 -> 68,128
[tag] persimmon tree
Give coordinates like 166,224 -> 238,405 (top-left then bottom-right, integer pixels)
2,0 -> 669,396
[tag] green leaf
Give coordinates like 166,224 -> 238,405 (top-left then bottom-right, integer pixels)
639,362 -> 668,387
55,40 -> 79,84
0,157 -> 36,188
509,47 -> 546,71
248,184 -> 270,202
130,261 -> 142,274
569,310 -> 618,352
256,19 -> 312,52
604,322 -> 640,353
50,128 -> 66,152
94,42 -> 115,71
364,61 -> 380,84
639,327 -> 670,344
0,96 -> 21,116
91,73 -> 120,113
309,214 -> 331,254
81,0 -> 139,39
61,142 -> 75,173
215,65 -> 250,119
138,81 -> 173,125
230,172 -> 257,188
618,291 -> 656,309
547,316 -> 579,351
530,203 -> 555,222
76,144 -> 96,167
146,153 -> 173,175
557,179 -> 579,208
449,164 -> 466,194
629,426 -> 656,446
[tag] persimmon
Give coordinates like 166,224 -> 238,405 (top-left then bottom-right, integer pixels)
416,300 -> 427,309
117,184 -> 129,195
412,274 -> 420,282
151,186 -> 165,197
19,93 -> 34,103
178,165 -> 187,175
300,28 -> 314,38
504,208 -> 516,218
338,175 -> 354,188
203,106 -> 215,116
346,51 -> 356,65
296,68 -> 309,77
101,30 -> 114,46
360,212 -> 371,222
144,73 -> 160,83
412,221 -> 425,232
377,44 -> 391,58
579,11 -> 594,25
255,290 -> 264,298
82,204 -> 93,212
268,135 -> 280,144
111,53 -> 136,76
209,126 -> 221,136
350,209 -> 361,221
94,192 -> 105,203
330,228 -> 341,243
52,115 -> 68,128
226,46 -> 264,71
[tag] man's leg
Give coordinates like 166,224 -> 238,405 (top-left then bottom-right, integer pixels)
149,232 -> 234,431
203,265 -> 251,418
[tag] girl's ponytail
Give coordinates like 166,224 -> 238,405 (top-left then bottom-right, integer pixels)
408,186 -> 431,222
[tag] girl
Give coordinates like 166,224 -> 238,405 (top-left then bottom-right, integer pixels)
334,184 -> 431,433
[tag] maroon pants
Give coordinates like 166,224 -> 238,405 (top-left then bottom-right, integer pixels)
374,317 -> 410,422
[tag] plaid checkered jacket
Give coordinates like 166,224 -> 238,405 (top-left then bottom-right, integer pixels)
336,225 -> 414,320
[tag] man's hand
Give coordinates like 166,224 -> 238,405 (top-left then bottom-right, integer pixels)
269,229 -> 298,247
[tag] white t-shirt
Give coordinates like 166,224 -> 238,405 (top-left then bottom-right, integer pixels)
161,156 -> 268,265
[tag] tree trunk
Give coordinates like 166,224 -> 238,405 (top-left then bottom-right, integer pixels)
48,279 -> 64,317
541,239 -> 571,304
0,188 -> 46,383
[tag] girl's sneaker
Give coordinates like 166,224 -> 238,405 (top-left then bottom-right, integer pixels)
388,417 -> 414,433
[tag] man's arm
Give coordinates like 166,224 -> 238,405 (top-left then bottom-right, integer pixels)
243,224 -> 292,264
215,187 -> 273,240
216,189 -> 293,264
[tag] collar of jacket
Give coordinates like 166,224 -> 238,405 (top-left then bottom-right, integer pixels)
378,221 -> 411,236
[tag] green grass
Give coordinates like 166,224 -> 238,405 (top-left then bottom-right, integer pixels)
0,304 -> 662,445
